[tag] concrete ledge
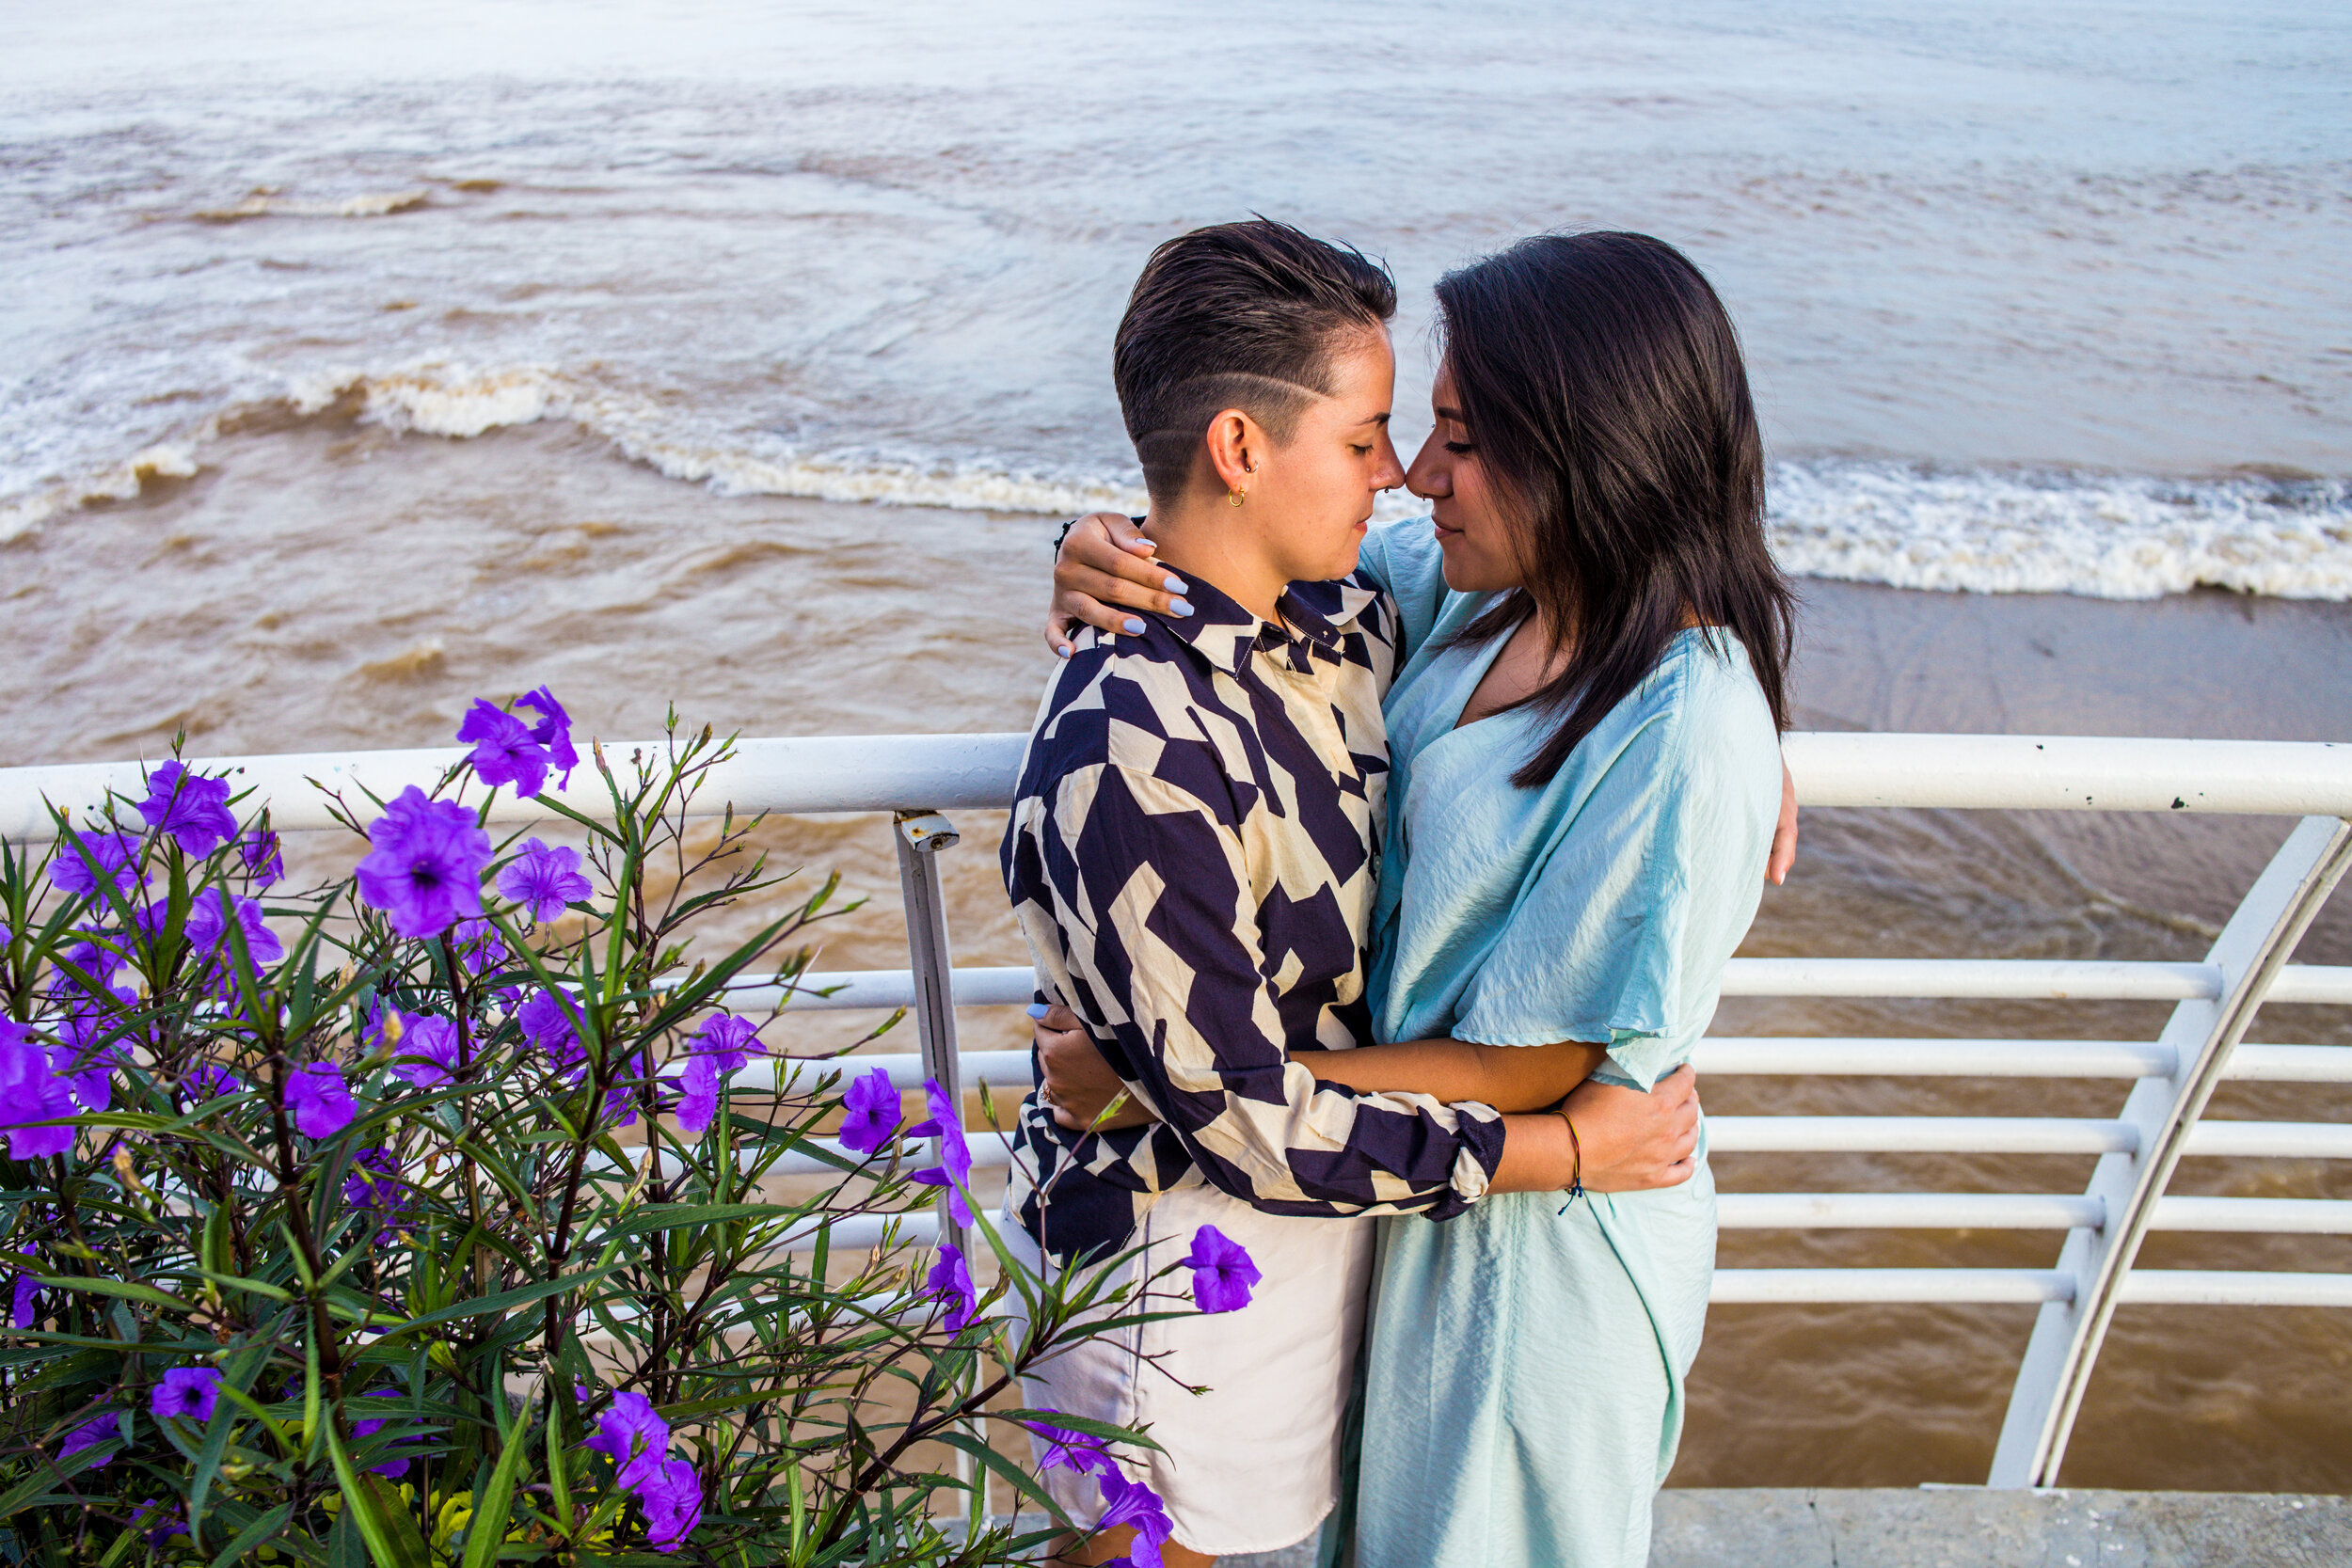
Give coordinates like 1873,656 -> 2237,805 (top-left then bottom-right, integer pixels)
1212,1490 -> 2352,1568
1645,1489 -> 2352,1568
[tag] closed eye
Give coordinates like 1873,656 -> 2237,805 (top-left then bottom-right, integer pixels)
1444,441 -> 1476,455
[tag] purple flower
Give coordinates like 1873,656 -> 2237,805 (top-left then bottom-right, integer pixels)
457,700 -> 553,800
497,838 -> 591,922
518,990 -> 582,1072
1095,1468 -> 1174,1568
1181,1226 -> 1261,1315
691,1013 -> 762,1074
137,762 -> 237,857
0,1023 -> 77,1160
836,1067 -> 901,1156
602,1048 -> 652,1128
287,1062 -> 356,1138
1031,1419 -> 1118,1480
342,1147 -> 408,1239
671,1055 -> 722,1137
583,1390 -> 670,1492
636,1456 -> 702,1550
241,829 -> 283,889
926,1243 -> 977,1332
133,1500 -> 183,1548
184,1061 -> 243,1101
355,786 -> 493,940
185,888 -> 284,967
151,1368 -> 223,1423
389,1013 -> 459,1087
58,1412 -> 129,1468
450,917 -> 511,980
907,1078 -> 975,1227
351,1387 -> 421,1477
8,1244 -> 40,1328
517,687 -> 578,790
49,829 -> 142,899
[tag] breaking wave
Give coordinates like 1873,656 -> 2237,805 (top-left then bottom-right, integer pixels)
8,363 -> 2348,601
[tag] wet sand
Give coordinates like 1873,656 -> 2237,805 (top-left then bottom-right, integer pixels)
3,418 -> 2347,1489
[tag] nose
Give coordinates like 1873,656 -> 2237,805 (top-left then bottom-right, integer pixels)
1405,430 -> 1449,499
1372,429 -> 1406,492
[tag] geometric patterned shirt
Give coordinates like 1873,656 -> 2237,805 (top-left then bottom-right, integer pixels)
998,570 -> 1507,1262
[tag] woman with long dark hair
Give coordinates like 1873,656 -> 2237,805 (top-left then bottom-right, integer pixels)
1042,230 -> 1791,1565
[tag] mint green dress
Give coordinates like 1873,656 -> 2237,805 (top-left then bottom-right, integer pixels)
1340,519 -> 1782,1568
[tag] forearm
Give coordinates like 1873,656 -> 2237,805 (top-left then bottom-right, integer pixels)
1299,1037 -> 1606,1114
1489,1111 -> 1581,1195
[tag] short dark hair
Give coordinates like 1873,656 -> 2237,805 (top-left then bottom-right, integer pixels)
1113,219 -> 1396,502
1437,231 -> 1795,787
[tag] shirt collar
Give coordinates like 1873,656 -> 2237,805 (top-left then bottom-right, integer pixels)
1161,572 -> 1379,677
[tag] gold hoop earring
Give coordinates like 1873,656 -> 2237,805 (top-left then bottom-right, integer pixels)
1228,487 -> 1246,507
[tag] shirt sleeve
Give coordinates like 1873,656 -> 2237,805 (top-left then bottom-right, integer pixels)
1450,662 -> 1781,1089
1036,759 -> 1503,1219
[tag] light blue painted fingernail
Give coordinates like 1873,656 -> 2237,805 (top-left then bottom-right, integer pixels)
1168,597 -> 1194,617
1163,576 -> 1189,594
1122,617 -> 1146,634
1025,1003 -> 1050,1019
1057,643 -> 1072,658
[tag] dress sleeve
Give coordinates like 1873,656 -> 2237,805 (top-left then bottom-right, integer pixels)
1033,759 -> 1504,1218
1355,517 -> 1454,668
1449,669 -> 1779,1089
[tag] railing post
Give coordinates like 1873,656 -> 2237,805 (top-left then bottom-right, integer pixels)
894,809 -> 966,1252
1989,814 -> 2352,1487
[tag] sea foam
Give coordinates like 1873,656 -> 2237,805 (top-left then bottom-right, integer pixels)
8,363 -> 2348,602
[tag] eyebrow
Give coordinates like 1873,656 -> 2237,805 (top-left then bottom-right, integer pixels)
1350,411 -> 1391,427
1434,405 -> 1467,421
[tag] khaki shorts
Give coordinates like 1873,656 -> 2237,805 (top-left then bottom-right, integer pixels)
996,1182 -> 1375,1559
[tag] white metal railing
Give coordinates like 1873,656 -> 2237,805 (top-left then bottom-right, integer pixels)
3,730 -> 2347,1491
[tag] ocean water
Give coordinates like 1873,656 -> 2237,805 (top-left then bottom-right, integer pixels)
4,0 -> 2349,596
3,0 -> 2350,1496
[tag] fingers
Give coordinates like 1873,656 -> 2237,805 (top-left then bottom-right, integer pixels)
1041,1003 -> 1082,1032
1057,562 -> 1184,618
1065,515 -> 1170,590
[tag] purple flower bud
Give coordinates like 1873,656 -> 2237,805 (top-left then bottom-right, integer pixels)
835,1067 -> 901,1156
286,1062 -> 356,1138
150,1367 -> 223,1423
457,700 -> 553,800
342,1147 -> 407,1240
496,838 -> 592,922
516,687 -> 578,790
184,1062 -> 243,1101
1181,1225 -> 1261,1314
136,762 -> 237,858
349,1386 -> 422,1476
926,1242 -> 977,1332
355,786 -> 493,940
49,828 -> 143,899
906,1078 -> 975,1227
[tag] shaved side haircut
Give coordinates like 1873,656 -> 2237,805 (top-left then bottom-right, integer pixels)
1114,218 -> 1396,503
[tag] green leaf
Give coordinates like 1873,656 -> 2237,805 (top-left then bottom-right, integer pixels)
462,1394 -> 538,1568
209,1501 -> 294,1568
596,1202 -> 787,1244
935,1430 -> 1071,1528
325,1423 -> 430,1568
376,1260 -> 622,1339
34,1273 -> 187,1312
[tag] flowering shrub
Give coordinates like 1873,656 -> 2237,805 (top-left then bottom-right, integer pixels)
0,702 -> 1235,1566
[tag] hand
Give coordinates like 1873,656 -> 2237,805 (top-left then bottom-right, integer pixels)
1043,513 -> 1192,658
1034,1003 -> 1154,1131
1560,1065 -> 1700,1192
1767,758 -> 1799,886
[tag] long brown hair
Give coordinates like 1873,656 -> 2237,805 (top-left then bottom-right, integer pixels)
1437,230 -> 1794,787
